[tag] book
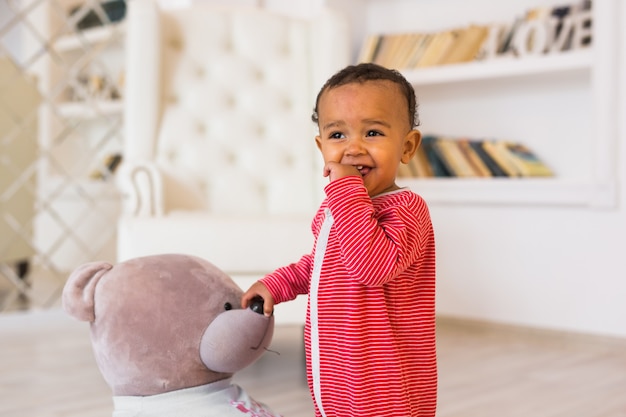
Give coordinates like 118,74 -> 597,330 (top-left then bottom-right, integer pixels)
396,33 -> 425,69
378,33 -> 406,68
411,145 -> 434,177
389,33 -> 418,69
372,35 -> 392,65
357,34 -> 382,63
421,135 -> 452,177
457,138 -> 492,177
406,33 -> 434,68
499,142 -> 553,177
468,140 -> 509,177
432,137 -> 477,177
400,136 -> 552,179
439,25 -> 490,65
482,140 -> 521,177
415,30 -> 459,68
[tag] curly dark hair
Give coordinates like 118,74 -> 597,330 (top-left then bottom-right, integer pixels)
311,62 -> 419,129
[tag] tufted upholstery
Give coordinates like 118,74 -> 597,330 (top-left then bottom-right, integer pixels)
116,0 -> 350,324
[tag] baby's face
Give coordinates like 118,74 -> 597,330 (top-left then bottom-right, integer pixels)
315,80 -> 419,197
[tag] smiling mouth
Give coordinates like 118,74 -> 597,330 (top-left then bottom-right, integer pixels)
355,165 -> 371,176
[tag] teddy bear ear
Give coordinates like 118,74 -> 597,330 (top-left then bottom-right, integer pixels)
62,261 -> 113,322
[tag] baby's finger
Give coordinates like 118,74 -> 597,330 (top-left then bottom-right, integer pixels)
262,297 -> 275,317
240,292 -> 256,308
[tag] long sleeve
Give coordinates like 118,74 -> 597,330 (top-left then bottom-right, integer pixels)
324,176 -> 431,286
260,253 -> 313,304
259,207 -> 324,304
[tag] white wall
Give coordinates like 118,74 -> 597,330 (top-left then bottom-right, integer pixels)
432,205 -> 626,338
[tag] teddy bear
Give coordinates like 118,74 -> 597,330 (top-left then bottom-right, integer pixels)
62,253 -> 282,417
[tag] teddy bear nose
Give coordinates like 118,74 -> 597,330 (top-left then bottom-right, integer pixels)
249,296 -> 264,315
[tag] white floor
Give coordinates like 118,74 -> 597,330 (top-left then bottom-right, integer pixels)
1,308 -> 625,417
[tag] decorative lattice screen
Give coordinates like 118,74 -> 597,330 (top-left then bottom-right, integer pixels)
0,0 -> 125,311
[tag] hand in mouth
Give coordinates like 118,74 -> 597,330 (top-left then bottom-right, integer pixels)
355,165 -> 371,176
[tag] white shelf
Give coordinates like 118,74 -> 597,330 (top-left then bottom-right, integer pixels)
54,23 -> 125,52
402,49 -> 592,86
57,99 -> 123,119
395,46 -> 604,208
39,177 -> 121,201
397,177 -> 598,207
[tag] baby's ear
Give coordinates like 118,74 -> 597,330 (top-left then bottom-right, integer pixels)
315,135 -> 323,152
401,129 -> 422,163
62,261 -> 113,322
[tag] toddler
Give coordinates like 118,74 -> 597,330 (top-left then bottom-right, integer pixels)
242,62 -> 437,417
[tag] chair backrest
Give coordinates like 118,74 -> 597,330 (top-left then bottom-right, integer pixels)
124,0 -> 350,216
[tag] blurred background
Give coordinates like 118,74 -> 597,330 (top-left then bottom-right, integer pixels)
1,0 -> 625,341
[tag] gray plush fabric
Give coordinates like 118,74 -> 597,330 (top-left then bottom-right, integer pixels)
63,254 -> 274,396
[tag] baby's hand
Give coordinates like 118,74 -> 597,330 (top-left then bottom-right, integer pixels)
241,281 -> 275,317
323,161 -> 361,182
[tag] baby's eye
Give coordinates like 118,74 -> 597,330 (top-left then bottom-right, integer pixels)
366,130 -> 383,137
329,131 -> 345,139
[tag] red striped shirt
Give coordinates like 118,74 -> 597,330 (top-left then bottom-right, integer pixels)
261,176 -> 437,417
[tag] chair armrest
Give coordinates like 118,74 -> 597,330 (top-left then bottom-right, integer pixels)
116,161 -> 165,217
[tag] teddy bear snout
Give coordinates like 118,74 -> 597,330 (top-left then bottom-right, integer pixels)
199,307 -> 275,373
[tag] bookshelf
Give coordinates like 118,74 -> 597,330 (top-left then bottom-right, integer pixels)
38,3 -> 125,180
402,49 -> 591,86
54,22 -> 125,52
26,0 -> 126,269
332,0 -> 618,208
52,22 -> 125,121
57,99 -> 124,119
397,177 -> 596,206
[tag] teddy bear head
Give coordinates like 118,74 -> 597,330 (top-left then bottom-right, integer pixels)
62,253 -> 274,396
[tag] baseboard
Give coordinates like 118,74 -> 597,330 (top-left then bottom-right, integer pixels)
436,315 -> 626,347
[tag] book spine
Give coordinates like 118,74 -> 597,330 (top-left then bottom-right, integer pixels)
468,140 -> 509,177
421,135 -> 452,177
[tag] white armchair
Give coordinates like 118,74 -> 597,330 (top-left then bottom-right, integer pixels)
117,0 -> 350,324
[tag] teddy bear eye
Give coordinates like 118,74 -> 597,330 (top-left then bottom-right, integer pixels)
224,302 -> 233,311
